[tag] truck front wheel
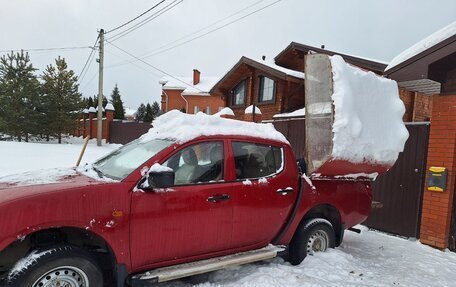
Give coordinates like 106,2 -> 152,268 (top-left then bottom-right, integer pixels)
6,245 -> 103,287
288,218 -> 336,265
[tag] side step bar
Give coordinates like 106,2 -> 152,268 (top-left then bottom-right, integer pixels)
129,245 -> 284,285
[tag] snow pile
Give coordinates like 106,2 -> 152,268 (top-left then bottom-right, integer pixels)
273,108 -> 305,118
139,110 -> 288,144
149,163 -> 173,173
214,107 -> 235,117
105,103 -> 115,111
386,21 -> 456,71
244,105 -> 262,114
158,226 -> 456,287
330,55 -> 408,165
0,168 -> 77,186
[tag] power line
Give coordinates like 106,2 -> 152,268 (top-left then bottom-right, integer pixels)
106,0 -> 281,69
78,35 -> 100,83
106,0 -> 183,43
106,39 -> 204,92
105,0 -> 166,34
0,46 -> 92,53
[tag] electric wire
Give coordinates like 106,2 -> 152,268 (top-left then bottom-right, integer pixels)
106,0 -> 183,43
78,35 -> 100,84
105,0 -> 281,69
0,46 -> 92,53
105,0 -> 166,34
106,39 -> 204,92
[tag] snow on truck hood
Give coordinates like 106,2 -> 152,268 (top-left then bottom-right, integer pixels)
139,110 -> 289,144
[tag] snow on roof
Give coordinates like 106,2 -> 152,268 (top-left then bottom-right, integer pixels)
83,108 -> 89,114
88,107 -> 96,113
125,108 -> 136,117
139,110 -> 288,144
386,21 -> 456,71
214,107 -> 235,116
273,107 -> 305,118
246,57 -> 305,79
245,105 -> 262,114
330,55 -> 409,165
160,75 -> 220,95
105,103 -> 115,111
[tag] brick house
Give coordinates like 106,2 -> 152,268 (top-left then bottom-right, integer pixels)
384,22 -> 456,250
160,69 -> 224,115
210,42 -> 387,121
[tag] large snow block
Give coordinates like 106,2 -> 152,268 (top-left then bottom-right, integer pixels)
305,54 -> 409,178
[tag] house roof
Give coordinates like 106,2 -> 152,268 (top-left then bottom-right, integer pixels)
385,21 -> 456,73
210,56 -> 304,93
274,42 -> 387,74
160,75 -> 220,95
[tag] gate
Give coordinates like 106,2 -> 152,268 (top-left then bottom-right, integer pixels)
109,121 -> 152,144
271,118 -> 305,157
364,123 -> 430,238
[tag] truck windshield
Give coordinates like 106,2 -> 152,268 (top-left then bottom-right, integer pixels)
92,139 -> 172,180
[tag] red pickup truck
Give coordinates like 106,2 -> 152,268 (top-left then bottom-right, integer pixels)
0,130 -> 372,286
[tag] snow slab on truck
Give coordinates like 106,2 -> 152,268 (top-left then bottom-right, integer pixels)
0,54 -> 407,287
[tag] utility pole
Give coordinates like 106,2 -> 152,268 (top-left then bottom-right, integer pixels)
97,29 -> 105,146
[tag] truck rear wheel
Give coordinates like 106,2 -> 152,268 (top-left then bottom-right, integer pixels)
7,245 -> 103,287
288,218 -> 335,265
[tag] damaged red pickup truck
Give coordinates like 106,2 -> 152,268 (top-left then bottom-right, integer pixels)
0,131 -> 372,287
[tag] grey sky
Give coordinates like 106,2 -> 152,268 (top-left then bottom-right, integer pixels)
1,0 -> 455,110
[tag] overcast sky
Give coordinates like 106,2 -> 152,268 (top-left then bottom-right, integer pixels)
1,0 -> 455,110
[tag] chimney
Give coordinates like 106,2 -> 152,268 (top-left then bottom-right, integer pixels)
193,69 -> 200,85
321,45 -> 325,49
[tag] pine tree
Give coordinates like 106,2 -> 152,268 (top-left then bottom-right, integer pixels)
143,103 -> 154,122
0,51 -> 40,141
136,103 -> 146,121
41,57 -> 83,143
110,84 -> 125,120
151,101 -> 161,118
87,97 -> 94,109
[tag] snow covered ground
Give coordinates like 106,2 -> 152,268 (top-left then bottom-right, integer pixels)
0,137 -> 119,177
161,226 -> 456,287
0,139 -> 455,286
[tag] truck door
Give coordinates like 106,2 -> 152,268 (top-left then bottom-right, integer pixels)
229,141 -> 298,248
129,140 -> 234,270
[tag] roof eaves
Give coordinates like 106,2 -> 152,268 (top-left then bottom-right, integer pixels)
384,34 -> 456,75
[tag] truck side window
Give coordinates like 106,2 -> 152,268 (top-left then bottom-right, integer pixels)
232,142 -> 283,180
163,142 -> 224,185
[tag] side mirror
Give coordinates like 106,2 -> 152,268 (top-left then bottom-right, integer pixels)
147,171 -> 175,189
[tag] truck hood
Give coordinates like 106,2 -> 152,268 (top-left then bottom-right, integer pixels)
0,167 -> 117,205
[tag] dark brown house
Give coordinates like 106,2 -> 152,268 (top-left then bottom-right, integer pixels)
211,42 -> 388,121
210,56 -> 305,120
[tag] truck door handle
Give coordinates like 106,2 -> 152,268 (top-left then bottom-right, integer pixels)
277,187 -> 294,195
207,194 -> 231,203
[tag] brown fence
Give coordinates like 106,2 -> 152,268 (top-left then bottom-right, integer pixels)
272,118 -> 430,238
364,123 -> 430,238
109,121 -> 152,144
271,118 -> 305,158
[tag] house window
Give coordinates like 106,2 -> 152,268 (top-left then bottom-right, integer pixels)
258,76 -> 275,102
231,80 -> 246,106
206,106 -> 211,115
194,106 -> 200,114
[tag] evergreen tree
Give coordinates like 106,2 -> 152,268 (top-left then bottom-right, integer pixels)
110,84 -> 124,120
151,101 -> 161,118
143,103 -> 154,122
41,56 -> 83,143
102,96 -> 108,108
136,103 -> 146,121
86,97 -> 94,109
0,51 -> 40,141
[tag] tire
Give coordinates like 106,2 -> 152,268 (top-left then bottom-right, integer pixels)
7,245 -> 103,287
288,218 -> 336,266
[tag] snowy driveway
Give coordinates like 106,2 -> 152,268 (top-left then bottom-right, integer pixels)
0,140 -> 455,286
159,226 -> 456,287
